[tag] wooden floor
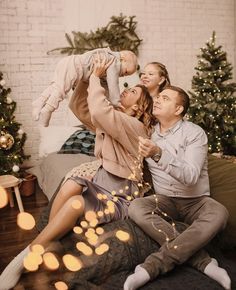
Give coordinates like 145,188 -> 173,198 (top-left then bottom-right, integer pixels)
0,186 -> 60,290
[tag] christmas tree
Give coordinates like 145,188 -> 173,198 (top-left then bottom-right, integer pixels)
0,71 -> 29,175
188,31 -> 236,155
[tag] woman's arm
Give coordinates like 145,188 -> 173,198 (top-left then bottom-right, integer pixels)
87,74 -> 146,143
69,80 -> 95,132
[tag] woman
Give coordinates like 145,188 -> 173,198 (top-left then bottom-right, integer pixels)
0,56 -> 156,290
140,62 -> 170,98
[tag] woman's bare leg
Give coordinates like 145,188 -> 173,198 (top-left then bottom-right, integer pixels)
33,195 -> 85,248
49,179 -> 83,221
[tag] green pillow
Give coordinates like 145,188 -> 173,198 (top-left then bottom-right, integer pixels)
58,126 -> 95,156
208,155 -> 236,248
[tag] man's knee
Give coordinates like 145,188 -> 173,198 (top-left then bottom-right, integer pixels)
128,198 -> 143,222
129,196 -> 155,228
205,198 -> 229,230
216,203 -> 229,229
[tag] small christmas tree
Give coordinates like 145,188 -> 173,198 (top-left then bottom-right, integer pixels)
0,71 -> 30,175
188,31 -> 236,155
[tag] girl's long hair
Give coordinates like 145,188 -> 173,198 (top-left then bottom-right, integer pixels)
134,84 -> 156,136
149,62 -> 171,92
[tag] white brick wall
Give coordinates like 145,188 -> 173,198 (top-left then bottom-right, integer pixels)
0,0 -> 235,166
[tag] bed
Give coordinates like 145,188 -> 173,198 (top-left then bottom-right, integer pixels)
27,127 -> 236,290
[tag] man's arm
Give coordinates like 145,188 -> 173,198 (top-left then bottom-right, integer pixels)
139,129 -> 208,186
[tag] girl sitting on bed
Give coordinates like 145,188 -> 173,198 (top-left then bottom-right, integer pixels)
0,54 -> 156,290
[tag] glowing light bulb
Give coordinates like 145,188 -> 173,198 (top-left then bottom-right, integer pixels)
17,212 -> 36,230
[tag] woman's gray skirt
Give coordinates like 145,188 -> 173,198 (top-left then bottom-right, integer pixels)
69,167 -> 139,225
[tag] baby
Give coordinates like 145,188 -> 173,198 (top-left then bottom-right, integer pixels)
32,48 -> 138,126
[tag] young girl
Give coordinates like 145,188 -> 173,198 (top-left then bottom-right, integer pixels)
140,61 -> 171,98
0,54 -> 155,290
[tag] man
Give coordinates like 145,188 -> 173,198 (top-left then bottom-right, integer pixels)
124,86 -> 231,290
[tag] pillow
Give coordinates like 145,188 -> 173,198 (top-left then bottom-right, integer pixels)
28,152 -> 96,200
208,155 -> 236,248
58,127 -> 95,156
38,125 -> 79,158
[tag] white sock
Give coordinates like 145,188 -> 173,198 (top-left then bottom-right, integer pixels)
0,246 -> 30,290
39,104 -> 55,127
124,265 -> 151,290
204,258 -> 231,290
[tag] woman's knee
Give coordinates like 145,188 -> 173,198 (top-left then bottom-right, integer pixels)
58,180 -> 82,199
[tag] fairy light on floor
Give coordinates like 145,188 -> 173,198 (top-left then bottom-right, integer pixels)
54,281 -> 68,290
113,196 -> 118,202
95,243 -> 109,255
80,220 -> 88,228
89,218 -> 98,228
97,210 -> 104,218
76,242 -> 93,256
17,212 -> 36,230
115,230 -> 130,242
96,227 -> 104,235
43,252 -> 60,270
23,251 -> 42,271
73,226 -> 83,234
96,193 -> 103,200
87,232 -> 99,246
62,254 -> 82,271
85,210 -> 97,222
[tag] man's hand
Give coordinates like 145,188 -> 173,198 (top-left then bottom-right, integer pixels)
139,136 -> 161,158
92,52 -> 114,78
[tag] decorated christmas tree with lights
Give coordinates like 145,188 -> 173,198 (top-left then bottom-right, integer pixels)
0,71 -> 29,175
188,31 -> 236,155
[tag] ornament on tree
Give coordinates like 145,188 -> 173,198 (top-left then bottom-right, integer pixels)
12,165 -> 20,173
6,96 -> 12,104
0,132 -> 14,150
0,79 -> 6,86
18,128 -> 24,135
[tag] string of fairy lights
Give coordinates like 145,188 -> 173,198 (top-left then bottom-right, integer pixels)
0,151 -> 176,290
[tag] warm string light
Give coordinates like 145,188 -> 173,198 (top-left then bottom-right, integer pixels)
11,151 -> 178,280
151,194 -> 178,249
